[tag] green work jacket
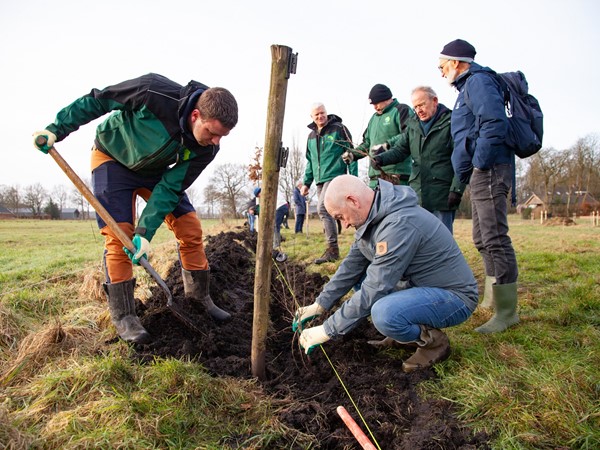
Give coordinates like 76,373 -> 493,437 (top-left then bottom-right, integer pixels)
378,105 -> 466,212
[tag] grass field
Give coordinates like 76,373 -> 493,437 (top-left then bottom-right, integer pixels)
1,217 -> 599,449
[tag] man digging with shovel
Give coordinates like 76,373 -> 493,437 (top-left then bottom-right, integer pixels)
33,73 -> 238,344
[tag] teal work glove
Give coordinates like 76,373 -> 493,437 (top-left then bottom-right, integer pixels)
32,130 -> 57,154
292,302 -> 325,332
299,325 -> 330,355
124,234 -> 151,265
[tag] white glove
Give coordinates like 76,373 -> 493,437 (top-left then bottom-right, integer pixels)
341,151 -> 354,164
32,130 -> 57,154
370,143 -> 389,156
299,325 -> 330,354
292,302 -> 325,331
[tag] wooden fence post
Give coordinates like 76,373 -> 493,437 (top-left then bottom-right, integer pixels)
251,44 -> 297,380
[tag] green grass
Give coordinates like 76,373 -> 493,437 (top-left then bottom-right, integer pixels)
1,217 -> 599,449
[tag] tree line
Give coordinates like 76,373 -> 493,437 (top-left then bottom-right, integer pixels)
3,134 -> 598,220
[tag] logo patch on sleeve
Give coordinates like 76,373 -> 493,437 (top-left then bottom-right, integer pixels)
376,241 -> 388,255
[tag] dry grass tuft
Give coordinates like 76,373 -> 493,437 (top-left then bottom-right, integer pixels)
0,405 -> 32,450
0,321 -> 96,387
0,305 -> 21,353
78,266 -> 105,303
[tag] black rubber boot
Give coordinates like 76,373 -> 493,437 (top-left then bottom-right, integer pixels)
103,279 -> 151,344
182,269 -> 232,322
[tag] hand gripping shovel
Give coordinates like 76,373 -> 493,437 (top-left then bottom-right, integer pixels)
36,137 -> 205,336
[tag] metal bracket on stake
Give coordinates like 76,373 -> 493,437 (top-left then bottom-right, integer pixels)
286,50 -> 298,79
277,143 -> 289,170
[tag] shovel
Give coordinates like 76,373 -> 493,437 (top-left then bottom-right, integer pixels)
35,136 -> 205,336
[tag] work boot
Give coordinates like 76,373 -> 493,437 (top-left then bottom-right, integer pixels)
314,244 -> 339,264
475,282 -> 519,334
182,269 -> 231,322
401,326 -> 451,373
479,275 -> 496,309
367,336 -> 418,350
103,279 -> 152,344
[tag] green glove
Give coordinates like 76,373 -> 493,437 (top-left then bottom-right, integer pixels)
124,234 -> 151,265
299,325 -> 330,355
32,130 -> 57,154
292,302 -> 325,332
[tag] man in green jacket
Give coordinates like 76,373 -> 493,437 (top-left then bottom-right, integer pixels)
33,73 -> 238,344
301,103 -> 356,264
342,84 -> 413,188
372,86 -> 466,233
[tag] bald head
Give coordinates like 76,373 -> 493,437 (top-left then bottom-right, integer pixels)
324,175 -> 374,229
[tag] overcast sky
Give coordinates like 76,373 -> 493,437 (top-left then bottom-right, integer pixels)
1,0 -> 598,199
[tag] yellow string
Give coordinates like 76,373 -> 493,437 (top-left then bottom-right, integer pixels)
272,259 -> 382,450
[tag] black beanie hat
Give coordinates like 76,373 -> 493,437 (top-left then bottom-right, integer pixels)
369,84 -> 393,104
440,39 -> 476,62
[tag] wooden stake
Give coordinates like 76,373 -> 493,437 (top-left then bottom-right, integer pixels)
251,45 -> 296,380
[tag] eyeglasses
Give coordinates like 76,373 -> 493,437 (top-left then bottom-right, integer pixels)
438,60 -> 450,73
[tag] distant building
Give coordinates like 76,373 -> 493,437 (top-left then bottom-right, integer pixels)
60,208 -> 80,220
518,191 -> 599,218
0,204 -> 16,220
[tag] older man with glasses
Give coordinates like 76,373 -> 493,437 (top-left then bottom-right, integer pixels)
438,38 -> 520,334
371,86 -> 466,234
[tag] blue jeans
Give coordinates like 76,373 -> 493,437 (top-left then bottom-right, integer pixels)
431,210 -> 456,234
371,287 -> 474,342
470,165 -> 518,284
247,212 -> 256,232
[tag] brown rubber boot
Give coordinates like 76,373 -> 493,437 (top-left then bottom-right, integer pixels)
103,279 -> 152,344
314,245 -> 339,264
182,269 -> 231,322
401,326 -> 451,373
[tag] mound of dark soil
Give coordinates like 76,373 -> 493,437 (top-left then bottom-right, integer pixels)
133,229 -> 490,449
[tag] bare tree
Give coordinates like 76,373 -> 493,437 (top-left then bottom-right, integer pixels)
24,183 -> 47,217
51,184 -> 70,212
207,162 -> 248,218
0,185 -> 21,214
202,184 -> 220,217
70,177 -> 92,219
279,135 -> 305,206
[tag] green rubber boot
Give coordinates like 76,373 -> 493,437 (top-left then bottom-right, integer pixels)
479,275 -> 496,309
475,282 -> 519,334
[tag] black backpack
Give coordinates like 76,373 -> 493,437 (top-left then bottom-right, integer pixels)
495,71 -> 544,158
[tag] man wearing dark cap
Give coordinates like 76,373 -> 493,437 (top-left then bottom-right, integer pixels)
342,84 -> 413,188
438,39 -> 519,334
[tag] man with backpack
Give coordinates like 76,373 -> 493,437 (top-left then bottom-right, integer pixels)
438,39 -> 519,334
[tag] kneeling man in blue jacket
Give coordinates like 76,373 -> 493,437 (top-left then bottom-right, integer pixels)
292,175 -> 478,372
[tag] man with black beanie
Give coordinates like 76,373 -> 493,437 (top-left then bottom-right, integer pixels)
342,84 -> 413,188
